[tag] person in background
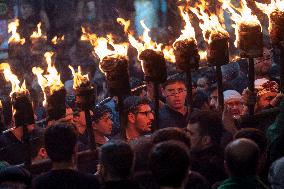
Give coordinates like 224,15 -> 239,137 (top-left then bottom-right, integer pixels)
223,90 -> 244,119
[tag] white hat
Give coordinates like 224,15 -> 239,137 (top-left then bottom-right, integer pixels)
223,90 -> 242,102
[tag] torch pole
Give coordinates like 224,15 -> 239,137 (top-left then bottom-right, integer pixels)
186,71 -> 193,113
23,124 -> 31,168
216,65 -> 224,111
153,82 -> 160,131
248,58 -> 255,116
84,109 -> 96,150
280,42 -> 284,93
118,95 -> 126,140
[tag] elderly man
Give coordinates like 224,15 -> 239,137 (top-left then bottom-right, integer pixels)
223,90 -> 244,119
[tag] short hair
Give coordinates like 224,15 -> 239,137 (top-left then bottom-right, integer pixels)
189,110 -> 223,145
123,96 -> 152,114
225,138 -> 260,177
149,141 -> 190,188
162,76 -> 186,89
92,105 -> 112,123
44,123 -> 78,162
234,128 -> 267,154
152,128 -> 191,150
192,90 -> 209,110
100,140 -> 134,179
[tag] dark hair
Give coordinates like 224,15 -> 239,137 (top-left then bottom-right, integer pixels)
189,110 -> 223,145
234,128 -> 267,154
30,129 -> 45,160
44,123 -> 78,162
0,166 -> 32,186
123,96 -> 152,114
193,90 -> 209,110
149,141 -> 190,188
100,140 -> 134,179
162,77 -> 186,89
225,138 -> 260,177
92,105 -> 112,123
152,128 -> 191,150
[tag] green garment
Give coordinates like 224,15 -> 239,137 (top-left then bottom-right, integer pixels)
218,176 -> 269,189
267,98 -> 284,144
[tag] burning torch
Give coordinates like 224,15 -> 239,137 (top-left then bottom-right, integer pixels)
0,63 -> 34,168
30,23 -> 47,55
256,0 -> 284,92
8,19 -> 26,59
223,0 -> 264,115
70,66 -> 97,150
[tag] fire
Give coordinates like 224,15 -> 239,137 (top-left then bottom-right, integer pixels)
190,3 -> 229,44
255,0 -> 284,32
0,63 -> 27,96
30,22 -> 47,39
80,27 -> 97,45
174,6 -> 196,44
69,65 -> 89,89
221,0 -> 262,47
32,52 -> 64,105
199,50 -> 208,61
117,18 -> 162,58
8,19 -> 25,45
52,36 -> 65,45
93,34 -> 129,62
162,46 -> 176,63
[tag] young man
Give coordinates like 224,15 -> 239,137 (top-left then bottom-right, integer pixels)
159,77 -> 189,129
122,96 -> 154,142
32,123 -> 100,189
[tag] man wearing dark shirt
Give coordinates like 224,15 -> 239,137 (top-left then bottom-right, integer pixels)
159,77 -> 189,129
32,123 -> 100,189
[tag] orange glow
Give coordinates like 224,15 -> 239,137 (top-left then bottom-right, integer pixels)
69,65 -> 89,89
30,23 -> 47,39
52,36 -> 65,45
8,19 -> 25,45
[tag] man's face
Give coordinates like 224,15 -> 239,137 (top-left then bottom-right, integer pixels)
93,112 -> 113,136
226,99 -> 244,118
134,104 -> 154,134
257,92 -> 277,111
186,122 -> 204,151
209,89 -> 219,111
254,50 -> 273,76
163,82 -> 187,110
73,111 -> 86,128
197,77 -> 209,92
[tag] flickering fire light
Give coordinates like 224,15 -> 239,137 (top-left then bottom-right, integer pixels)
52,35 -> 65,45
8,19 -> 25,45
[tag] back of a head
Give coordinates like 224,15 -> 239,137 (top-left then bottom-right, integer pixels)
0,166 -> 32,188
189,110 -> 223,145
44,123 -> 77,163
100,140 -> 134,179
152,128 -> 191,150
234,128 -> 267,154
269,157 -> 284,189
225,138 -> 260,177
149,141 -> 190,188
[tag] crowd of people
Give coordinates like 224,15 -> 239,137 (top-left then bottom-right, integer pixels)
0,0 -> 284,189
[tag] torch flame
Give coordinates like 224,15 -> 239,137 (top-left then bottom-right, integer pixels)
8,19 -> 25,45
30,22 -> 47,39
117,18 -> 162,58
80,27 -> 98,45
221,0 -> 262,47
255,0 -> 284,32
162,46 -> 176,63
190,3 -> 229,44
32,52 -> 64,105
0,63 -> 27,96
52,36 -> 65,45
69,65 -> 89,89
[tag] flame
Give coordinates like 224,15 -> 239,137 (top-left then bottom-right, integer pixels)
174,6 -> 196,44
255,0 -> 284,32
69,65 -> 89,89
32,52 -> 64,105
221,0 -> 262,47
190,3 -> 229,44
199,50 -> 208,61
30,23 -> 47,39
117,18 -> 162,58
80,27 -> 97,45
8,19 -> 25,44
162,46 -> 176,63
52,36 -> 65,45
0,63 -> 27,96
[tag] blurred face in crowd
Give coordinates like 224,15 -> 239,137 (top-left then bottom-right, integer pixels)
129,104 -> 154,134
225,98 -> 244,119
163,82 -> 187,110
197,77 -> 209,92
72,111 -> 86,130
186,123 -> 210,151
209,89 -> 219,111
256,92 -> 278,111
254,48 -> 273,77
20,3 -> 35,19
93,112 -> 113,136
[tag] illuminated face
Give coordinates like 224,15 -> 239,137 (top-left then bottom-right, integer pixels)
186,122 -> 204,151
209,89 -> 218,111
134,104 -> 154,134
93,112 -> 113,136
256,92 -> 277,111
225,99 -> 244,118
163,82 -> 187,110
254,49 -> 272,76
